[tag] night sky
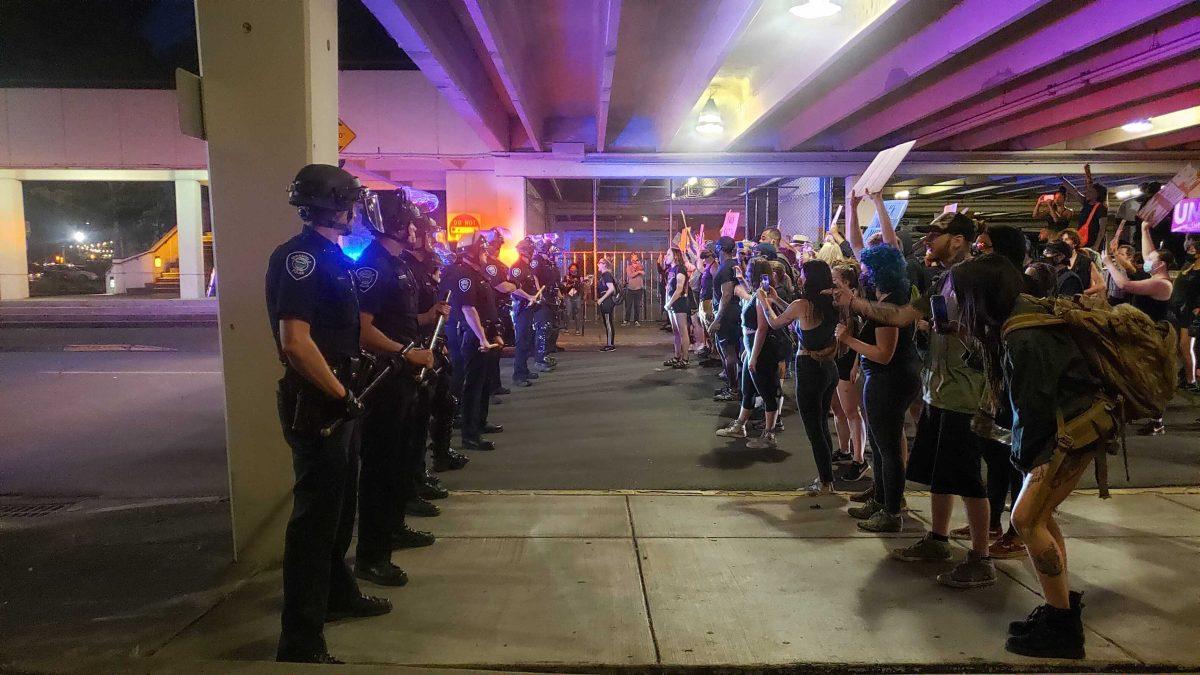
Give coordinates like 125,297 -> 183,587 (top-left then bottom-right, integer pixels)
0,0 -> 415,88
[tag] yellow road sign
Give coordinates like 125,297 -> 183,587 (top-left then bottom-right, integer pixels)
338,118 -> 357,152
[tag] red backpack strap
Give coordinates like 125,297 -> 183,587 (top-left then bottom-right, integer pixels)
1079,203 -> 1101,247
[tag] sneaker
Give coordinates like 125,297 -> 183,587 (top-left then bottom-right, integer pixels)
633,321 -> 641,326
746,431 -> 777,449
1009,591 -> 1084,636
831,449 -> 853,464
575,330 -> 582,336
621,321 -> 629,326
857,510 -> 903,533
600,345 -> 616,352
988,531 -> 1028,559
849,485 -> 875,504
802,478 -> 836,496
1137,420 -> 1165,436
716,421 -> 747,438
838,461 -> 869,481
1005,604 -> 1085,659
772,419 -> 785,433
889,533 -> 953,562
937,550 -> 996,588
671,360 -> 690,369
713,390 -> 739,402
847,498 -> 882,520
949,525 -> 1002,541
664,357 -> 681,367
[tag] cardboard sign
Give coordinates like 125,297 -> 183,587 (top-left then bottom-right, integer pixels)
720,210 -> 740,237
852,140 -> 916,198
827,205 -> 843,234
862,200 -> 909,243
942,203 -> 959,214
1173,197 -> 1200,234
1138,163 -> 1200,224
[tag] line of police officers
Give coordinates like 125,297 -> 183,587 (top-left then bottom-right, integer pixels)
266,164 -> 563,663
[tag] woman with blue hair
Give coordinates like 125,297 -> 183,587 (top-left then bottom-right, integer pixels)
837,192 -> 921,532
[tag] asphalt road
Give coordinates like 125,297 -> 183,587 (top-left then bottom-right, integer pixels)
2,324 -> 1198,499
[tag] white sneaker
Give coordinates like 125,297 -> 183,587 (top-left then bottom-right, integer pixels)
746,431 -> 777,449
715,421 -> 747,438
802,478 -> 836,496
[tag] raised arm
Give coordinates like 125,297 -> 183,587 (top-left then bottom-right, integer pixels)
870,192 -> 899,250
1140,219 -> 1158,261
847,193 -> 865,257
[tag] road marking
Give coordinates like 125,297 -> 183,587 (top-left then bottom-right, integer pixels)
64,344 -> 176,352
40,370 -> 221,375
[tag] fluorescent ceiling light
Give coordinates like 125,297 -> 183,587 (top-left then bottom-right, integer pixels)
894,190 -> 910,199
1115,187 -> 1143,200
790,0 -> 842,19
1121,119 -> 1154,133
695,97 -> 723,135
686,176 -> 699,186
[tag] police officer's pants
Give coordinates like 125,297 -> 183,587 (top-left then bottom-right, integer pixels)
446,320 -> 464,402
456,328 -> 492,442
356,377 -> 413,565
512,306 -> 534,381
276,380 -> 362,658
533,303 -> 553,363
429,365 -> 456,456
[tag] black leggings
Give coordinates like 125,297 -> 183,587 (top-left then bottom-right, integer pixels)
795,354 -> 839,484
740,347 -> 783,411
600,306 -> 615,346
862,365 -> 921,515
982,438 -> 1022,530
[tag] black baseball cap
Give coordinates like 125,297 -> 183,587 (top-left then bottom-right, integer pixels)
916,212 -> 977,241
1043,241 -> 1073,259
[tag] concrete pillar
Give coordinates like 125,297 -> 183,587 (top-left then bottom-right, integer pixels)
175,179 -> 206,299
0,179 -> 30,301
445,171 -> 528,238
196,0 -> 339,564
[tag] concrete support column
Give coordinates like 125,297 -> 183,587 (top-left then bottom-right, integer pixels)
196,0 -> 339,564
0,179 -> 30,300
174,179 -> 206,299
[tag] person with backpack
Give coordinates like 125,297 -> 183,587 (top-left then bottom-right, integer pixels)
1042,241 -> 1085,297
596,258 -> 618,351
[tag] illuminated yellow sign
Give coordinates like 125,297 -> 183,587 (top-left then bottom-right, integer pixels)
448,213 -> 480,241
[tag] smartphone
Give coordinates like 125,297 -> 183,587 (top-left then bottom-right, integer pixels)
930,295 -> 949,325
761,274 -> 771,289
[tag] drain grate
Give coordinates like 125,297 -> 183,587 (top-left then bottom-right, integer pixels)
0,502 -> 76,518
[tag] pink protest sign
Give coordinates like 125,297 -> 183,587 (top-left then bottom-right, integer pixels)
1173,198 -> 1200,234
720,210 -> 740,237
1139,163 -> 1200,224
942,203 -> 959,214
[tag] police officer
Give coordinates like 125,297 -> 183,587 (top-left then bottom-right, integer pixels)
267,164 -> 391,664
352,192 -> 444,584
445,233 -> 502,451
479,228 -> 515,400
531,239 -> 559,370
509,239 -> 542,386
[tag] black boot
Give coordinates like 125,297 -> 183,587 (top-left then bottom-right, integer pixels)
326,594 -> 394,621
392,524 -> 436,549
277,649 -> 344,664
418,478 -> 449,500
405,497 -> 441,517
1008,591 -> 1083,636
432,448 -> 470,471
353,561 -> 409,588
1005,603 -> 1085,659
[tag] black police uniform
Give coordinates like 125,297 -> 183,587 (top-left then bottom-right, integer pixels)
401,249 -> 456,466
480,257 -> 510,392
508,256 -> 538,382
352,240 -> 423,565
446,258 -> 498,443
531,252 -> 558,364
266,227 -> 365,659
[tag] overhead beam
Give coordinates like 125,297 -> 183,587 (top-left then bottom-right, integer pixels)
952,56 -> 1200,149
362,0 -> 510,150
460,0 -> 545,151
651,0 -> 761,150
1083,105 -> 1200,149
902,13 -> 1200,148
0,168 -> 208,181
1105,123 -> 1200,151
778,0 -> 1052,150
595,0 -> 622,151
830,0 -> 1195,151
492,151 -> 1194,179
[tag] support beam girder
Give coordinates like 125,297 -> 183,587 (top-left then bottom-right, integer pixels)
461,0 -> 548,151
595,0 -> 621,151
828,0 -> 1195,151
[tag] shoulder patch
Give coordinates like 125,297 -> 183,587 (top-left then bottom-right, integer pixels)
354,267 -> 379,293
286,251 -> 316,281
512,267 -> 523,277
485,264 -> 498,277
531,259 -> 540,268
458,277 -> 472,292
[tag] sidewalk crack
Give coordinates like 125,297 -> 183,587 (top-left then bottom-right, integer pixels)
626,495 -> 661,664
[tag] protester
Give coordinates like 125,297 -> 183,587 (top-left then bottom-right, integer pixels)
663,248 -> 692,368
1042,241 -> 1085,296
761,259 -> 840,494
709,236 -> 743,402
1173,236 -> 1200,391
829,262 -> 868,480
1059,228 -> 1104,296
1061,163 -> 1108,249
596,258 -> 617,351
623,254 -> 645,326
561,262 -> 587,335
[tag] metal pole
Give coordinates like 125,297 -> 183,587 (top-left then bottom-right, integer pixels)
592,179 -> 599,326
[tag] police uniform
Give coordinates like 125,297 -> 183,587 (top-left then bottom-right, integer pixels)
352,239 -> 423,569
531,252 -> 559,365
480,256 -> 510,394
266,227 -> 366,660
508,256 -> 538,382
401,248 -> 456,468
446,258 -> 499,444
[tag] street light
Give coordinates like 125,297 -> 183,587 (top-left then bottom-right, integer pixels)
72,231 -> 87,243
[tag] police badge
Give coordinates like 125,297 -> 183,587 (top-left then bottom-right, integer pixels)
286,251 -> 316,281
355,267 -> 379,292
458,277 -> 472,292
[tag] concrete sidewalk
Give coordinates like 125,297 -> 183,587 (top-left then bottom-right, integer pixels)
97,489 -> 1200,673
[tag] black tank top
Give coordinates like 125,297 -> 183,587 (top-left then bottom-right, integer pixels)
796,306 -> 835,352
1133,292 -> 1171,322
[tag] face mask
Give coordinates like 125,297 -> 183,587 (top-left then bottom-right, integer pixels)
1143,259 -> 1155,274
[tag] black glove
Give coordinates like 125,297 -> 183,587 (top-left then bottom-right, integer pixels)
342,389 -> 366,419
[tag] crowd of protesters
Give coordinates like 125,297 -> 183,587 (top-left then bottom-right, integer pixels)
648,166 -> 1198,660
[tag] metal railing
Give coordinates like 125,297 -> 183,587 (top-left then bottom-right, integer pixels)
559,250 -> 668,323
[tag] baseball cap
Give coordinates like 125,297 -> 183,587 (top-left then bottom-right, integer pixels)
715,236 -> 736,253
916,212 -> 977,240
755,242 -> 778,259
1043,240 -> 1073,259
790,234 -> 810,245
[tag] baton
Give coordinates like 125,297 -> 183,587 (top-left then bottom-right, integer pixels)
418,291 -> 453,381
319,343 -> 413,438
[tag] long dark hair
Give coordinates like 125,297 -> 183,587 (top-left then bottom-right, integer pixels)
950,254 -> 1024,407
800,259 -> 837,323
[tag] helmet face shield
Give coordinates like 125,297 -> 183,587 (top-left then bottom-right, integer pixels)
359,190 -> 383,233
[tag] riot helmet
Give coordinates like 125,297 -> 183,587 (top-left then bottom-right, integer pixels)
288,164 -> 381,232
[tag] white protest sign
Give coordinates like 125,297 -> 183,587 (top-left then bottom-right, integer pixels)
1138,163 -> 1200,224
862,200 -> 909,243
852,140 -> 916,198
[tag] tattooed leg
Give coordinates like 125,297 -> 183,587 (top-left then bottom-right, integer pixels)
1033,546 -> 1064,576
1012,451 -> 1093,609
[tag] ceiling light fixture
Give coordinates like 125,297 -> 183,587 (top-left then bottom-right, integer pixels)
1121,119 -> 1154,133
641,215 -> 649,223
686,176 -> 699,186
1115,187 -> 1143,200
695,97 -> 724,135
789,0 -> 842,19
894,190 -> 910,200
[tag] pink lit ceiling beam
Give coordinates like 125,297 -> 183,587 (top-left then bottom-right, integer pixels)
596,0 -> 622,151
890,12 -> 1200,150
950,55 -> 1200,150
361,0 -> 512,151
775,0 -> 1052,151
820,0 -> 1195,152
1103,124 -> 1200,151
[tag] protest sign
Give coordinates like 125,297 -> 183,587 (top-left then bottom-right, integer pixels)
1138,163 -> 1200,224
852,140 -> 916,198
862,200 -> 909,243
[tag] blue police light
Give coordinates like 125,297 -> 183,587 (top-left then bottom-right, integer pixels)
339,220 -> 375,261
